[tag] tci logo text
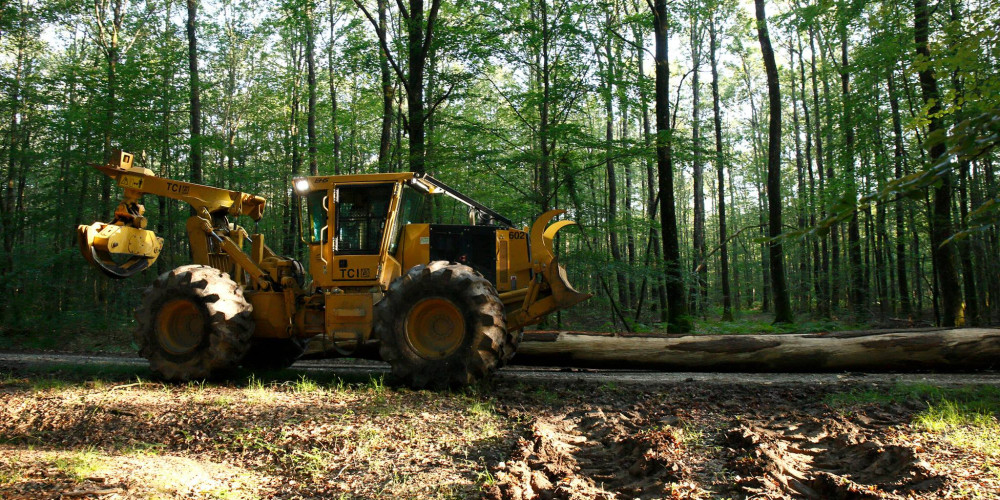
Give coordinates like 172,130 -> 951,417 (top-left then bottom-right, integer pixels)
166,182 -> 191,195
340,268 -> 372,279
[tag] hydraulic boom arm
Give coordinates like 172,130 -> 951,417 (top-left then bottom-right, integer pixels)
78,150 -> 267,278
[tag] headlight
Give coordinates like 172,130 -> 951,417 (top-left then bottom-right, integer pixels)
294,178 -> 310,193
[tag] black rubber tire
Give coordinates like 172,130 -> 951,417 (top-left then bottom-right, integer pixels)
135,265 -> 254,381
375,261 -> 511,389
240,338 -> 306,371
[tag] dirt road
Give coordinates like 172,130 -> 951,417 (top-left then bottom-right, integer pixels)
3,351 -> 1000,386
2,351 -> 1000,498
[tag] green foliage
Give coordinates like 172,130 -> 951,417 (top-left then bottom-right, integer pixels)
2,0 -> 999,338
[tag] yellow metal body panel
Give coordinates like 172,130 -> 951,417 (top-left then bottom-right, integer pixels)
324,293 -> 374,344
496,229 -> 531,292
396,224 -> 430,272
93,223 -> 162,258
247,292 -> 291,338
99,166 -> 265,221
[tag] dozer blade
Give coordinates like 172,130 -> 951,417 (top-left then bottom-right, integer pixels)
78,222 -> 163,279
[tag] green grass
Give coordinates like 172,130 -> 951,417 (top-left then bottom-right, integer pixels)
914,399 -> 1000,456
828,383 -> 1000,456
292,374 -> 322,394
52,447 -> 103,481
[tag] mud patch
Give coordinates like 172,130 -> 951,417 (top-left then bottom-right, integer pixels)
725,413 -> 944,499
484,404 -> 699,499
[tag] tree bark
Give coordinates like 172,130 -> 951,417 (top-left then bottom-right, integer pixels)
839,14 -> 865,319
755,0 -> 792,324
186,0 -> 202,184
809,27 -> 830,317
515,328 -> 1000,371
328,0 -> 342,174
306,0 -> 318,176
377,0 -> 393,172
601,16 -> 627,312
709,19 -> 732,321
652,0 -> 690,332
690,13 -> 706,316
887,70 -> 911,318
915,0 -> 962,327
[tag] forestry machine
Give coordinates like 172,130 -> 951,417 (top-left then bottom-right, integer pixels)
77,151 -> 590,387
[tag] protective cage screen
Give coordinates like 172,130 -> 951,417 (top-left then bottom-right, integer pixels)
336,184 -> 393,255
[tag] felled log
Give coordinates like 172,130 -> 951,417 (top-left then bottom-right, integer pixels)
512,328 -> 1000,371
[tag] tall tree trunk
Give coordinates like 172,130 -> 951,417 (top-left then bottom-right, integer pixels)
949,0 -> 979,326
187,0 -> 202,184
378,0 -> 392,172
690,12 -> 706,316
285,40 -> 303,254
839,13 -> 865,319
789,39 -> 807,312
818,32 -> 840,312
710,19 -> 732,321
887,70 -> 911,317
601,16 -> 628,312
328,0 -> 342,174
2,28 -> 23,282
797,34 -> 821,318
652,0 -> 690,332
538,0 -> 551,209
755,0 -> 792,324
809,26 -> 830,317
306,1 -> 318,176
915,0 -> 962,326
633,15 -> 668,321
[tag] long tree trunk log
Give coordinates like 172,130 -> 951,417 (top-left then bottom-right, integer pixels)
513,328 -> 1000,371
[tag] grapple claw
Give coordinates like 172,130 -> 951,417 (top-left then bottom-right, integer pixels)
78,222 -> 163,279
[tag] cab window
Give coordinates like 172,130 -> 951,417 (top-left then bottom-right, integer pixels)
306,191 -> 328,243
388,185 -> 426,254
336,184 -> 393,254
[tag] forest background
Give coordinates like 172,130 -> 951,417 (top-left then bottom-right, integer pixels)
1,0 -> 999,344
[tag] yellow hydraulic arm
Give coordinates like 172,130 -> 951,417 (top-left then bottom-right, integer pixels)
78,150 -> 267,279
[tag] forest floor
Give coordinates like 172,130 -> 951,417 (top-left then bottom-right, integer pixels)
0,359 -> 999,499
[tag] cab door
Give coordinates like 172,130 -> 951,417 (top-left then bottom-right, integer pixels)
328,182 -> 401,288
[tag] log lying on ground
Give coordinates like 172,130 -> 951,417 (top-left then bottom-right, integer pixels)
512,328 -> 1000,371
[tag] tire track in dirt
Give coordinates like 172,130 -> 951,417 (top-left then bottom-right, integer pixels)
483,402 -> 697,500
723,413 -> 944,499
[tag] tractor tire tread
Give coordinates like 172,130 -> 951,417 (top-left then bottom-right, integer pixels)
135,265 -> 254,381
375,261 -> 510,389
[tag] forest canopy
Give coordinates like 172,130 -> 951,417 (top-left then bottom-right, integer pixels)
1,0 -> 998,336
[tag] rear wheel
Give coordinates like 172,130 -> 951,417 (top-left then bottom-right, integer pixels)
375,261 -> 511,389
135,265 -> 254,381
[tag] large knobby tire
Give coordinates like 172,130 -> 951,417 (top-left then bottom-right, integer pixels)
240,338 -> 306,371
375,261 -> 512,389
135,265 -> 254,381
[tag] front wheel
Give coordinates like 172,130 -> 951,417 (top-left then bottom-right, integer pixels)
375,261 -> 512,389
135,265 -> 254,381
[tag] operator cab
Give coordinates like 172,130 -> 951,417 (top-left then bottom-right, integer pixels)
293,173 -> 526,292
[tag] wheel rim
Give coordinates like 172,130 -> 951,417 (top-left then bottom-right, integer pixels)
405,297 -> 466,359
155,298 -> 207,355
